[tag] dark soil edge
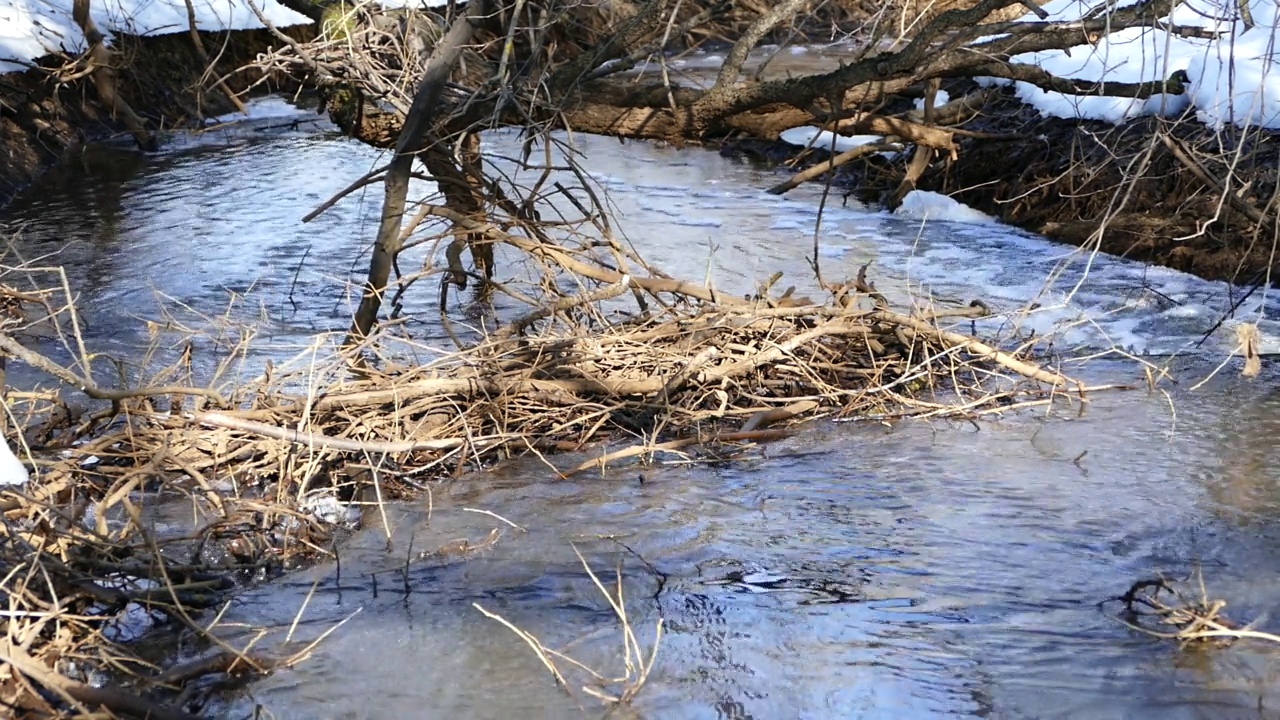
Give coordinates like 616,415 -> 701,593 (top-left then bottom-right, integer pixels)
729,84 -> 1280,288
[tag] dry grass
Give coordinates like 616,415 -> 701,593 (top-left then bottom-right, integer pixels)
474,545 -> 662,706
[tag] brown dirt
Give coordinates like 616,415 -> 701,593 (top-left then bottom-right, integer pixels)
0,26 -> 314,208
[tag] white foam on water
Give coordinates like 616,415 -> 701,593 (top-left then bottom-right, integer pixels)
210,96 -> 310,124
771,217 -> 811,230
756,180 -> 1280,358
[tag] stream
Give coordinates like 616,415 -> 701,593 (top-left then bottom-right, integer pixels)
6,96 -> 1280,719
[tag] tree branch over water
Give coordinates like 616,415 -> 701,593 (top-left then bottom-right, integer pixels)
345,0 -> 491,344
246,0 -> 1201,338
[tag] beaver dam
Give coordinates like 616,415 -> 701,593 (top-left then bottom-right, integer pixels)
0,166 -> 1098,713
4,0 -> 1280,716
8,115 -> 1280,717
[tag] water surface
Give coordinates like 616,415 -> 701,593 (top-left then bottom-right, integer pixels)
5,100 -> 1280,720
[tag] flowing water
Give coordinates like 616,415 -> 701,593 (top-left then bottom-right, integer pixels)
6,97 -> 1280,719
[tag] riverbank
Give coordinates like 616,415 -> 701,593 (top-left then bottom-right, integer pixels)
728,81 -> 1280,289
929,93 -> 1279,287
0,25 -> 313,206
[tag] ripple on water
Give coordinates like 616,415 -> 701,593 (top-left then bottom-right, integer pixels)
7,123 -> 1280,360
199,386 -> 1280,718
8,105 -> 1280,718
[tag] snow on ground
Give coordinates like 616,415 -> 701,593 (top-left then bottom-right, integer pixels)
0,435 -> 29,487
778,0 -> 1280,140
779,127 -> 902,157
4,0 -> 1276,131
894,190 -> 995,224
913,89 -> 950,110
984,0 -> 1280,129
0,0 -> 312,73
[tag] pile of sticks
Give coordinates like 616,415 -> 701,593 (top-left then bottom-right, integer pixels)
0,230 -> 1084,715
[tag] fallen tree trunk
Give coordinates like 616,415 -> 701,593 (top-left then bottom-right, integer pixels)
262,0 -> 1189,148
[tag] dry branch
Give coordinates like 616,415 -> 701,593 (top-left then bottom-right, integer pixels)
2,643 -> 200,720
768,141 -> 903,195
71,0 -> 156,151
194,411 -> 503,453
0,334 -> 229,406
1105,573 -> 1280,647
869,310 -> 1078,388
347,0 -> 491,342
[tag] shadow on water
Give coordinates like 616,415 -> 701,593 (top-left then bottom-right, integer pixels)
5,101 -> 1280,718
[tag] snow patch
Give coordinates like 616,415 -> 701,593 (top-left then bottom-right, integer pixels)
913,89 -> 950,111
895,190 -> 995,225
300,492 -> 361,526
982,0 -> 1280,129
0,0 -> 312,74
779,127 -> 900,157
0,435 -> 29,487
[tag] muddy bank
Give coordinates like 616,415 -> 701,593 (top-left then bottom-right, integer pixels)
746,84 -> 1280,288
0,25 -> 314,207
928,92 -> 1278,286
